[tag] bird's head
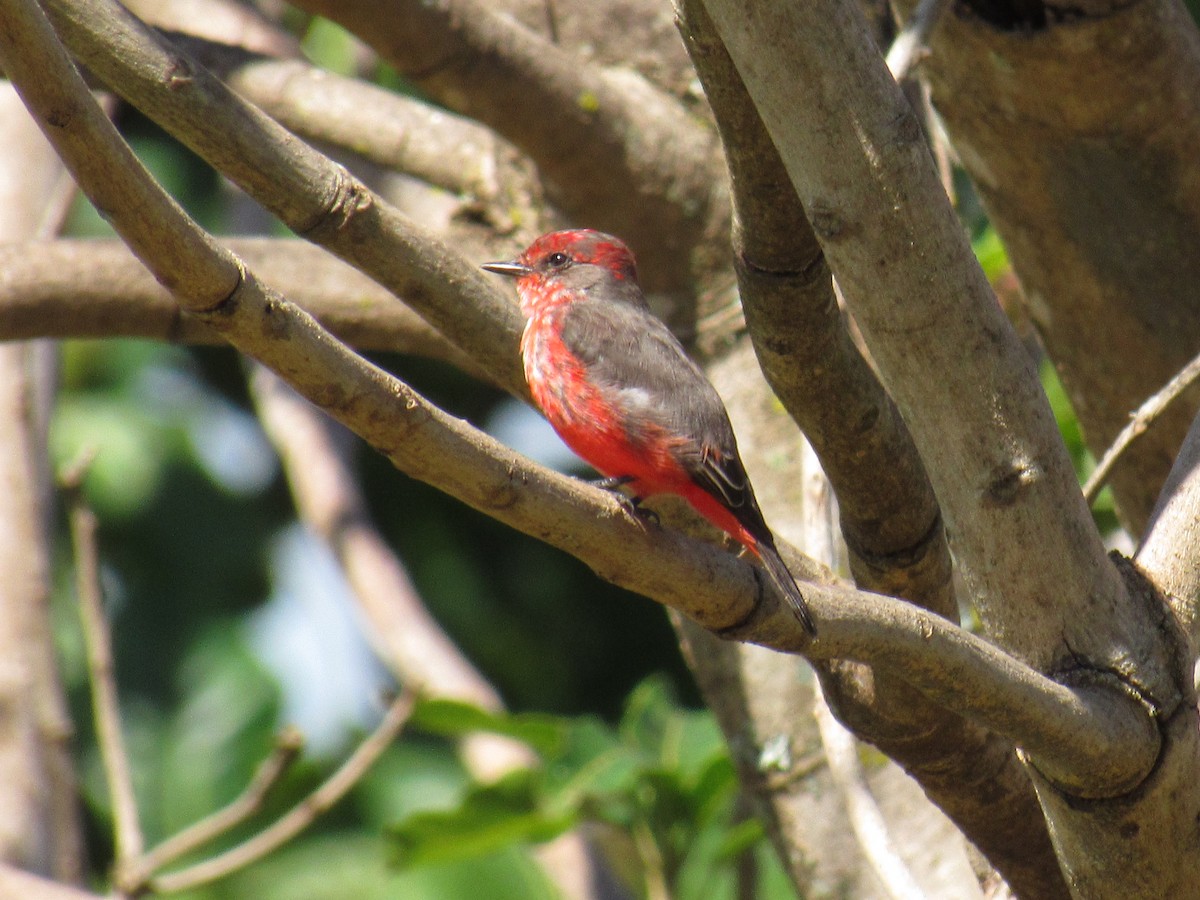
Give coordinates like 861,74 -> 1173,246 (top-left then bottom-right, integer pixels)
482,229 -> 644,312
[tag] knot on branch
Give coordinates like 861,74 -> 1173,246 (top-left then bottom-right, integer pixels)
295,164 -> 373,242
982,457 -> 1039,507
1106,552 -> 1194,721
1025,664 -> 1162,799
735,247 -> 828,286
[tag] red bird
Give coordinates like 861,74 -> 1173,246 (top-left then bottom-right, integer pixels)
483,229 -> 816,636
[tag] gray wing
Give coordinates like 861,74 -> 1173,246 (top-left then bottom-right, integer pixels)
559,300 -> 764,527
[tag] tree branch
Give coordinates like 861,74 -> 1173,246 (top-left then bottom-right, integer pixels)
675,0 -> 953,620
185,40 -> 539,217
697,0 -> 1178,710
1137,408 -> 1200,645
885,0 -> 949,81
1083,346 -> 1200,506
249,365 -> 505,707
0,866 -> 101,900
675,6 -> 1065,892
0,83 -> 83,882
61,463 -> 145,880
813,682 -> 924,900
122,728 -> 304,890
0,238 -> 480,371
901,0 -> 1200,535
247,365 -> 526,769
285,0 -> 727,299
42,0 -> 529,396
248,364 -> 616,898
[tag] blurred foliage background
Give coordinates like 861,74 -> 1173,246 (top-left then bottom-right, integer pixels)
46,15 -> 1122,900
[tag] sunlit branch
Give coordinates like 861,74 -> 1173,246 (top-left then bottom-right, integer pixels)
1084,347 -> 1200,506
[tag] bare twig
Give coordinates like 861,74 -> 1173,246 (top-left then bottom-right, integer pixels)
1083,349 -> 1200,505
61,461 -> 145,878
813,682 -> 926,900
886,0 -> 950,81
124,728 -> 305,889
150,691 -> 417,893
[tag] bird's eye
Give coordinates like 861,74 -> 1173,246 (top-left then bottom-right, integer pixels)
546,252 -> 570,268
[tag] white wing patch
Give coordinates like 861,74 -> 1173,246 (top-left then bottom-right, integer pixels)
615,385 -> 655,412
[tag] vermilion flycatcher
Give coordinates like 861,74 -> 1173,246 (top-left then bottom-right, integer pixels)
483,229 -> 816,636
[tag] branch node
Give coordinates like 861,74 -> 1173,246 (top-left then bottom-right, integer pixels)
295,163 -> 374,242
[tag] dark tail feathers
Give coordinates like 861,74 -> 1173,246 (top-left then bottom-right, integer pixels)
757,542 -> 817,636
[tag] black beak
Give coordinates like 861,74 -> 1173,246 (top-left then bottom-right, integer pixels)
481,260 -> 532,278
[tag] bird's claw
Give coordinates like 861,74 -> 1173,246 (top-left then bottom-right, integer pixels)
620,494 -> 660,525
590,475 -> 658,523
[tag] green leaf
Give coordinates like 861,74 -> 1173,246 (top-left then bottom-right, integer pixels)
972,224 -> 1010,282
714,817 -> 766,861
410,698 -> 565,756
688,753 -> 738,824
619,674 -> 676,752
50,397 -> 170,518
387,771 -> 576,869
301,18 -> 360,76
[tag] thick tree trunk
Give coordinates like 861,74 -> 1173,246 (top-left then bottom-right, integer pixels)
912,0 -> 1200,534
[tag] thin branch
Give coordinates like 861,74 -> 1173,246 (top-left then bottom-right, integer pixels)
0,0 -> 1163,799
1136,405 -> 1200,643
253,362 -> 620,899
124,728 -> 304,889
248,364 -> 536,783
886,0 -> 950,82
813,682 -> 925,900
249,365 -> 505,708
61,461 -> 144,874
122,0 -> 300,58
0,81 -> 83,882
186,42 -> 539,214
1083,348 -> 1200,505
124,0 -> 541,226
150,691 -> 417,894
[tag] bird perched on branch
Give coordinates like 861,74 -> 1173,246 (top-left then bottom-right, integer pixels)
483,229 -> 815,636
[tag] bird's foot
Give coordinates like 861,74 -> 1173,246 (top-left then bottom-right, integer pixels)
620,493 -> 660,525
590,475 -> 659,525
592,474 -> 636,491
